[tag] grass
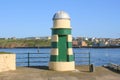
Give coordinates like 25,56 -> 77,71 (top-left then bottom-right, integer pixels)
0,52 -> 11,54
0,39 -> 51,48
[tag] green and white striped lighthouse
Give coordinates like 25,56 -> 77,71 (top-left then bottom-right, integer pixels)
49,11 -> 75,71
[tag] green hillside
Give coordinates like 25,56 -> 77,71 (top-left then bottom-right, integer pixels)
0,39 -> 51,48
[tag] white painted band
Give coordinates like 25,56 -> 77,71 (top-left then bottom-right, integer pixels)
67,35 -> 72,42
51,35 -> 58,42
67,48 -> 73,55
49,61 -> 75,71
51,48 -> 58,55
53,19 -> 71,28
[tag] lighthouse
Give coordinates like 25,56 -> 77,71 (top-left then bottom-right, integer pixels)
49,11 -> 75,71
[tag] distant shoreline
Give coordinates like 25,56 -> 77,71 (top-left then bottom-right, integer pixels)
0,46 -> 120,49
73,46 -> 120,48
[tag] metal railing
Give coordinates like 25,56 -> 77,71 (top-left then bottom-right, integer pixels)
74,52 -> 90,66
16,52 -> 91,67
74,52 -> 93,72
16,52 -> 50,67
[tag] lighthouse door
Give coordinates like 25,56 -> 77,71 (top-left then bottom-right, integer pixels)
58,35 -> 67,61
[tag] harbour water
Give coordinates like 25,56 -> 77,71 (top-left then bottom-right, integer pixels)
0,48 -> 120,66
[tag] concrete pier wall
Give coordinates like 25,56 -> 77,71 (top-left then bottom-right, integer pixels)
0,53 -> 16,72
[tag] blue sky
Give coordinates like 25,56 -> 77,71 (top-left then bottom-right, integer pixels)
0,0 -> 120,38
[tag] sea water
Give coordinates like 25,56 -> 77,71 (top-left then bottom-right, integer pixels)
0,48 -> 120,66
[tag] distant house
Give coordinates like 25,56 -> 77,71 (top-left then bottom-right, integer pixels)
92,42 -> 99,47
72,40 -> 78,47
25,37 -> 39,40
78,41 -> 88,47
109,39 -> 120,46
81,41 -> 88,47
105,41 -> 109,46
99,41 -> 105,47
25,36 -> 51,40
40,36 -> 51,40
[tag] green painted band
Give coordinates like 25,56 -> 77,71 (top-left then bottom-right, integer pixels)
51,42 -> 72,48
50,55 -> 74,62
52,29 -> 71,35
51,42 -> 58,48
50,55 -> 59,61
67,55 -> 74,61
67,42 -> 72,48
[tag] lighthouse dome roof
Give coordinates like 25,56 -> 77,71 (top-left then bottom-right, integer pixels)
53,11 -> 70,20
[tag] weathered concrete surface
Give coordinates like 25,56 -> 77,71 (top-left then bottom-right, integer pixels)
0,66 -> 120,80
0,54 -> 16,72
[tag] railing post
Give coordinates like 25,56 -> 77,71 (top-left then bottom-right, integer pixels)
89,52 -> 91,72
28,52 -> 30,67
74,52 -> 75,61
37,46 -> 40,53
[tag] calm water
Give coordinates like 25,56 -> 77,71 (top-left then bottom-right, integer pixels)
0,48 -> 120,66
